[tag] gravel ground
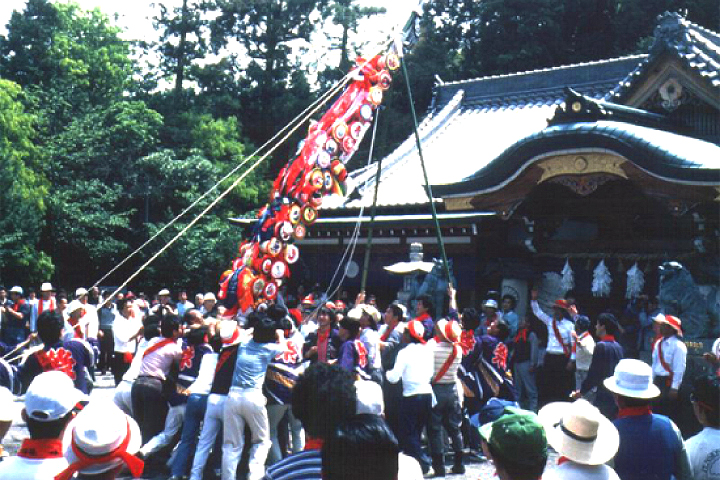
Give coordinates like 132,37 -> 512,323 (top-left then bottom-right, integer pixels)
4,374 -> 558,479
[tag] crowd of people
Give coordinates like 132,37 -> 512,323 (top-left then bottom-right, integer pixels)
0,281 -> 718,480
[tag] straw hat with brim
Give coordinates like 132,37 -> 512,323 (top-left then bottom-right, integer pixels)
603,358 -> 661,399
539,399 -> 619,466
62,402 -> 142,477
158,288 -> 170,297
40,282 -> 54,292
653,313 -> 683,336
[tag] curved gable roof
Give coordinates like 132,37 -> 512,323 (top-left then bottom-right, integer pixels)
432,119 -> 720,198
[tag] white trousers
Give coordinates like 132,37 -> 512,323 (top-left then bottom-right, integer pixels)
113,380 -> 133,416
189,393 -> 226,480
140,404 -> 186,456
222,387 -> 270,480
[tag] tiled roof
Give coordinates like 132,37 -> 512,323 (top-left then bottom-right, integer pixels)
325,56 -> 643,212
433,120 -> 720,198
606,12 -> 720,101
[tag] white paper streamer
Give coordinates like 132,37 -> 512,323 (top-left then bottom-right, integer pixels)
561,259 -> 575,293
592,260 -> 612,297
625,262 -> 645,299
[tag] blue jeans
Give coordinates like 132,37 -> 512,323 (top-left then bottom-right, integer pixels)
171,393 -> 208,477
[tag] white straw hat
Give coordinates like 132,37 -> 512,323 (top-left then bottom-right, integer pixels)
603,358 -> 661,399
539,399 -> 619,466
61,401 -> 142,477
41,282 -> 54,292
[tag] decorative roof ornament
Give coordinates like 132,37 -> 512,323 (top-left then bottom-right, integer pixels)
592,260 -> 612,297
651,12 -> 691,55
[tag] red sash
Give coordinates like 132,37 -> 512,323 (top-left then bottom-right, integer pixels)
215,347 -> 235,374
67,317 -> 84,338
433,343 -> 461,384
143,338 -> 175,358
552,319 -> 570,356
12,298 -> 25,312
572,331 -> 590,355
380,324 -> 395,342
354,339 -> 368,368
601,335 -> 616,342
654,338 -> 673,387
38,298 -> 56,315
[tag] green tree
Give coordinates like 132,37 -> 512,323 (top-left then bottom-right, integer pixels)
153,0 -> 211,98
210,0 -> 324,151
45,100 -> 163,282
320,0 -> 385,77
0,79 -> 51,283
0,1 -> 133,135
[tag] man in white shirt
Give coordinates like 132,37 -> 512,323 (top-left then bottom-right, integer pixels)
530,289 -> 575,404
386,319 -> 434,474
686,375 -> 720,480
112,298 -> 143,386
651,314 -> 687,422
30,283 -> 56,333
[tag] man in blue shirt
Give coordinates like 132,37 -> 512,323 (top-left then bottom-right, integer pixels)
222,314 -> 286,480
604,359 -> 691,480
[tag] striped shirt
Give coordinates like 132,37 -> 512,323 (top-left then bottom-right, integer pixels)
429,339 -> 462,384
263,449 -> 321,480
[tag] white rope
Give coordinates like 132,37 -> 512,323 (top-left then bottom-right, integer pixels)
106,37 -> 399,301
322,107 -> 382,302
91,74 -> 353,288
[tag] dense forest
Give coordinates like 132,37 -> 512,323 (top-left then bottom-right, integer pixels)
1,0 -> 717,290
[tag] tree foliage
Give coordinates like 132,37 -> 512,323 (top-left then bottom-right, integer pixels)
0,79 -> 50,283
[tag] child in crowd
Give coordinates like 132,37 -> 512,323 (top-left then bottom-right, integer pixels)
573,316 -> 595,394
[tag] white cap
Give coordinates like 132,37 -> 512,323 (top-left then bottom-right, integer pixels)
75,287 -> 88,297
203,292 -> 217,302
0,386 -> 15,422
483,299 -> 499,309
158,288 -> 170,296
66,300 -> 85,315
41,283 -> 54,292
9,286 -> 23,295
25,371 -> 86,422
63,402 -> 141,475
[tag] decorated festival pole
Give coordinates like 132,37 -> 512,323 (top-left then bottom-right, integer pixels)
400,58 -> 452,287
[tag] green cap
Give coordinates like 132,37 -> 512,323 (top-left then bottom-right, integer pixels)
478,407 -> 547,465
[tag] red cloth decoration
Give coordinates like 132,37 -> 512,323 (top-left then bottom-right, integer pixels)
18,439 -> 64,459
617,405 -> 653,418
